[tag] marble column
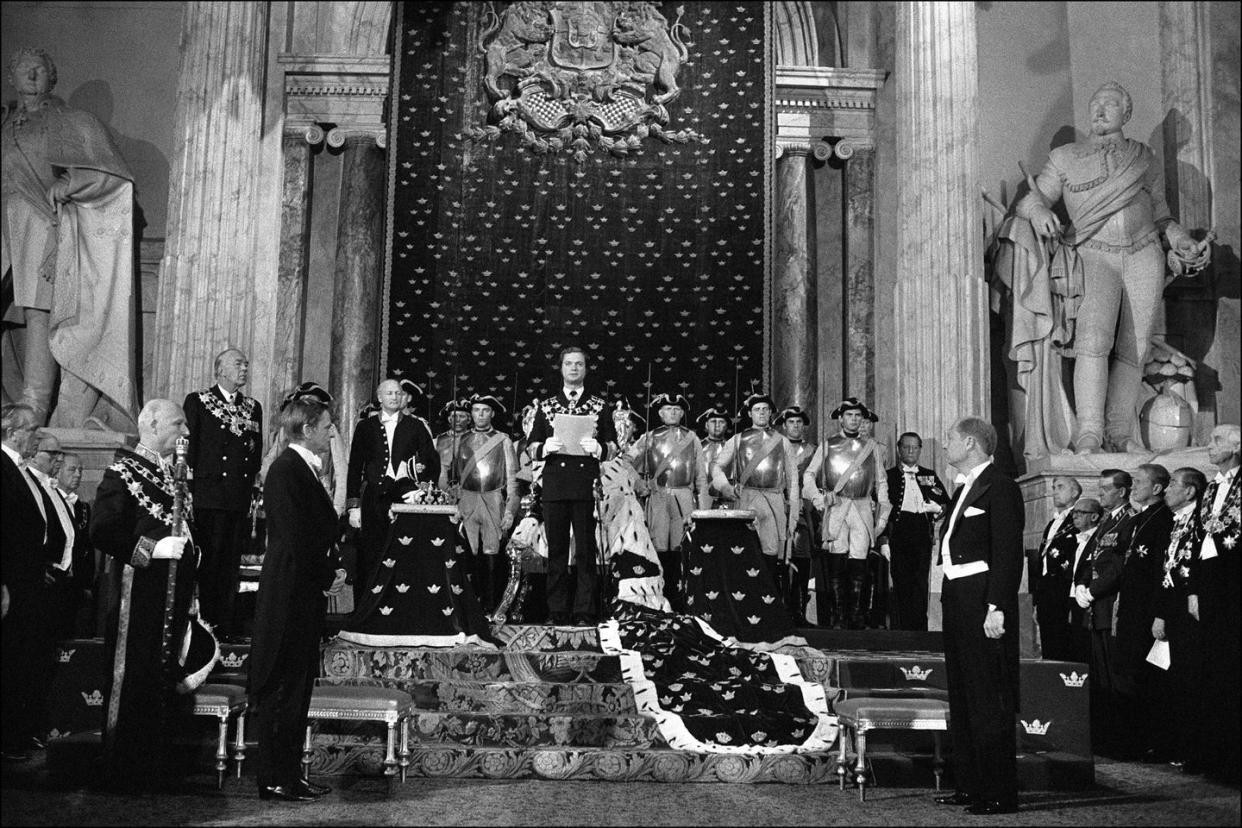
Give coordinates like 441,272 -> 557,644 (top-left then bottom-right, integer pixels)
1159,0 -> 1213,232
893,1 -> 988,470
330,135 -> 387,438
773,146 -> 816,415
270,135 -> 313,402
842,145 -> 875,406
154,1 -> 269,402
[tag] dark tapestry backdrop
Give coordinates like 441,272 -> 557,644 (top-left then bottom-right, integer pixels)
383,1 -> 770,428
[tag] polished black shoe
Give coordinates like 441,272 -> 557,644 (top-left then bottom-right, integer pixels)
299,778 -> 331,796
258,784 -> 317,802
933,791 -> 977,806
965,799 -> 1019,815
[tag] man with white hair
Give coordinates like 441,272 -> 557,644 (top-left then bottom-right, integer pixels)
1195,424 -> 1240,780
91,399 -> 215,791
346,378 -> 438,606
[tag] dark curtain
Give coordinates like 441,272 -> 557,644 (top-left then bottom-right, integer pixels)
384,1 -> 769,426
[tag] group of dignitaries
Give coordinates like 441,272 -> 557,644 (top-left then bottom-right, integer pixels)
342,344 -> 949,631
1030,425 -> 1241,780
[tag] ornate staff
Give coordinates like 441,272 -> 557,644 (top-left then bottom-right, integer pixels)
161,436 -> 190,682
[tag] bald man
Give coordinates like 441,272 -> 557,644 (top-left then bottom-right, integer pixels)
184,348 -> 263,638
91,399 -> 210,791
346,379 -> 438,606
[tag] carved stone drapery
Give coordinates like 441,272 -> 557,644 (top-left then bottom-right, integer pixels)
154,1 -> 269,402
773,147 -> 816,418
893,2 -> 988,470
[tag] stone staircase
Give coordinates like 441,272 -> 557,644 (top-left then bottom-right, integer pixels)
310,624 -> 842,783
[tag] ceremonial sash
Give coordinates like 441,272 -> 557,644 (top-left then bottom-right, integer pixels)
737,433 -> 784,488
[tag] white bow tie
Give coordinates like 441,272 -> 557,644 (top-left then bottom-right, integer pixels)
380,413 -> 399,424
902,466 -> 919,475
954,474 -> 969,486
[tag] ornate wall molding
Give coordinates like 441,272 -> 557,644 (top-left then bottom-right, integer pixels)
774,66 -> 886,149
281,54 -> 389,146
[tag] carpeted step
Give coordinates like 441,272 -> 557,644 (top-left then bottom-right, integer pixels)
408,711 -> 662,749
319,677 -> 641,714
322,638 -> 840,695
305,738 -> 839,783
322,641 -> 624,684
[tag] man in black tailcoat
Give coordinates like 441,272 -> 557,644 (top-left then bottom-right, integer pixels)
1030,476 -> 1080,660
934,417 -> 1024,816
883,431 -> 950,630
1,403 -> 62,762
250,392 -> 346,802
1111,463 -> 1173,758
527,346 -> 615,625
346,378 -> 438,606
183,348 -> 263,638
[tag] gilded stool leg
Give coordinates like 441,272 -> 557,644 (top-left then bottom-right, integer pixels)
399,716 -> 411,782
837,722 -> 850,791
933,731 -> 944,792
384,719 -> 399,777
854,729 -> 868,802
302,723 -> 315,780
214,714 -> 229,790
234,711 -> 247,780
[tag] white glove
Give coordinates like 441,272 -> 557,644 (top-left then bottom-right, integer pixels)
811,493 -> 825,511
544,437 -> 564,454
152,536 -> 188,560
348,507 -> 362,529
923,502 -> 943,515
580,437 -> 601,458
1074,585 -> 1092,609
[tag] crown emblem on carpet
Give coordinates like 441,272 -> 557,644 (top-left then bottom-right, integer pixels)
470,1 -> 704,163
900,665 -> 933,681
1059,671 -> 1087,688
81,689 -> 104,707
1021,719 -> 1052,735
58,648 -> 76,663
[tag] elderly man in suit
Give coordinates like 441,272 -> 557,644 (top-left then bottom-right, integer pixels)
934,417 -> 1024,816
183,348 -> 263,638
346,378 -> 438,606
250,393 -> 347,802
883,431 -> 950,630
1030,476 -> 1081,659
1,403 -> 62,762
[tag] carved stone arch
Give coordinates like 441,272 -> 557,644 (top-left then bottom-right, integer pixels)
774,1 -> 821,67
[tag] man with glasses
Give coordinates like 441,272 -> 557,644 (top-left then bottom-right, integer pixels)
28,434 -> 77,641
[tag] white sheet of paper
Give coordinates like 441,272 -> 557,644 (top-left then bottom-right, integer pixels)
552,413 -> 595,456
1146,639 -> 1171,670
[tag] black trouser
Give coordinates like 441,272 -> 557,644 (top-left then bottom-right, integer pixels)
253,632 -> 319,789
1,581 -> 56,752
544,499 -> 598,620
196,508 -> 248,637
942,573 -> 1018,805
888,515 -> 932,630
1164,610 -> 1206,764
1034,593 -> 1072,661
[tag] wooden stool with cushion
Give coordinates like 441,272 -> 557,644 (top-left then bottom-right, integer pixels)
189,683 -> 249,789
833,696 -> 950,801
303,686 -> 415,782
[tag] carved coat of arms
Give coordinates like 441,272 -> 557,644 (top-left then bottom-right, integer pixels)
470,1 -> 704,162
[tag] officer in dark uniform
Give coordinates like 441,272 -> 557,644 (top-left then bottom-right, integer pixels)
183,348 -> 262,639
883,431 -> 950,630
